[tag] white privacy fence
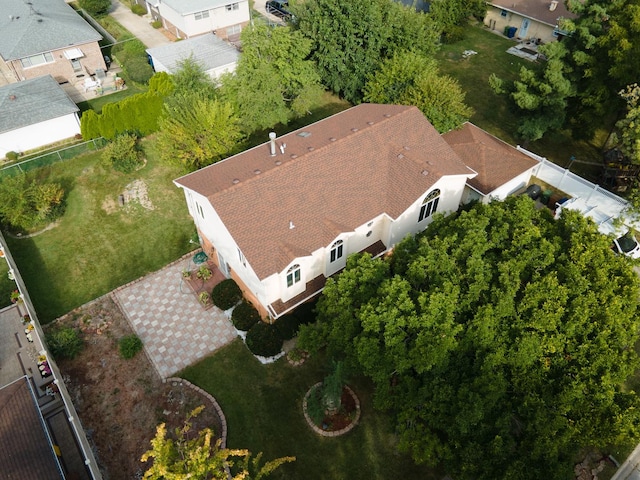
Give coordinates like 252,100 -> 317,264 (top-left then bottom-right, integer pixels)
517,146 -> 640,232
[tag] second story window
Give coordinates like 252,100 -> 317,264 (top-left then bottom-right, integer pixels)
286,264 -> 300,287
418,189 -> 440,222
226,3 -> 239,11
195,10 -> 210,20
20,52 -> 54,68
330,240 -> 343,263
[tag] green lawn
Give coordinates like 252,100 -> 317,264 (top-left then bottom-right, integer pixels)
5,139 -> 196,323
181,340 -> 441,480
435,23 -> 607,179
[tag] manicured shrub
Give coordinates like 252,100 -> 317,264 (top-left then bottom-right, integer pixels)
102,134 -> 144,173
151,19 -> 162,29
232,300 -> 260,331
131,3 -> 146,15
119,334 -> 143,359
5,151 -> 18,161
293,299 -> 317,325
245,322 -> 283,357
123,56 -> 154,84
275,313 -> 299,340
211,279 -> 242,310
46,327 -> 84,360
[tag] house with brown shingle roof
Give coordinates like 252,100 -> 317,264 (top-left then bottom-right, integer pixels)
443,122 -> 538,203
484,0 -> 577,43
174,104 -> 477,318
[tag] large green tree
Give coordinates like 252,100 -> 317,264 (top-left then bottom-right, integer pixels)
294,0 -> 440,103
156,94 -> 244,172
299,197 -> 640,479
363,50 -> 473,132
428,0 -> 486,42
221,23 -> 324,132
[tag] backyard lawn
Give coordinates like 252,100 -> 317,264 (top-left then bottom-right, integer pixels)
435,23 -> 608,180
181,340 -> 441,480
5,139 -> 196,323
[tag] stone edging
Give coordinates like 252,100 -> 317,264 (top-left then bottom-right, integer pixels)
165,377 -> 228,449
302,382 -> 361,437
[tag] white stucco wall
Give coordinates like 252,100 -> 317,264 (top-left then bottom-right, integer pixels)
181,188 -> 266,303
0,113 -> 80,159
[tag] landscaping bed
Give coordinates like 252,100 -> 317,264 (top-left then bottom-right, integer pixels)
52,296 -> 224,479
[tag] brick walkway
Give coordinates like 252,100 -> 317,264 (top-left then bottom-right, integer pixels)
113,256 -> 237,379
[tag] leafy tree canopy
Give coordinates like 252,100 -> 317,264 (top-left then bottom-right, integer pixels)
364,50 -> 473,133
294,0 -> 440,103
428,0 -> 486,42
142,406 -> 295,479
299,196 -> 640,479
170,55 -> 218,100
156,94 -> 244,172
78,0 -> 111,16
221,23 -> 324,132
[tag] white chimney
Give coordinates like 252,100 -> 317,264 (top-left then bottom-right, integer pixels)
549,1 -> 558,11
269,132 -> 277,156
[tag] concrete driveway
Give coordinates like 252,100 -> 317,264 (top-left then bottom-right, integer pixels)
109,0 -> 170,48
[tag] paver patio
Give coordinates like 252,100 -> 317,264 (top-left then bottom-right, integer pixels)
113,255 -> 237,379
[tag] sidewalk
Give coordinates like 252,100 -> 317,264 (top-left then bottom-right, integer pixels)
109,0 -> 170,49
612,444 -> 640,480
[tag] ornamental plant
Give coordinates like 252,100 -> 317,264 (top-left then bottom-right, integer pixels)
211,279 -> 242,310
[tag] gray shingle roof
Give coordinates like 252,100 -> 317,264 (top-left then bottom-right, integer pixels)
146,34 -> 238,73
0,75 -> 79,134
0,377 -> 63,479
161,0 -> 232,15
0,0 -> 102,60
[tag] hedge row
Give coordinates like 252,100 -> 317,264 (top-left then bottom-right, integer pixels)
80,72 -> 174,140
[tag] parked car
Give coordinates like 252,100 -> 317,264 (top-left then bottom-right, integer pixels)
612,233 -> 640,259
266,0 -> 291,18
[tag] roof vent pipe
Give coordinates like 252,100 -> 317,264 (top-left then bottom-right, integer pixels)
269,132 -> 277,156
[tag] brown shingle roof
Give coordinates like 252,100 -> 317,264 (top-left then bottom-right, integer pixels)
176,104 -> 474,279
0,377 -> 62,479
442,123 -> 538,195
489,0 -> 577,26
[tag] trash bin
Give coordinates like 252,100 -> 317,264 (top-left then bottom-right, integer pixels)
540,189 -> 553,204
507,26 -> 517,38
95,68 -> 105,79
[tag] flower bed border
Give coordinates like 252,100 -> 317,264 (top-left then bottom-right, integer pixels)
302,382 -> 361,437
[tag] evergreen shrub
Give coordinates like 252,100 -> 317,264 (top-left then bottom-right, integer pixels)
119,334 -> 143,359
246,322 -> 283,357
211,279 -> 242,310
275,313 -> 299,340
46,327 -> 84,360
231,300 -> 261,331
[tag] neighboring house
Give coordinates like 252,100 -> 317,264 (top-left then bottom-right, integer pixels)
0,378 -> 64,479
137,0 -> 250,41
0,75 -> 80,159
174,104 -> 476,319
443,122 -> 538,204
484,0 -> 577,43
0,0 -> 106,85
146,33 -> 239,79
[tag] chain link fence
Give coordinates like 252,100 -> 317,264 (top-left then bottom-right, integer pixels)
0,138 -> 107,179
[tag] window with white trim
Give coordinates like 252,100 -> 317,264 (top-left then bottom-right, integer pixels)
418,189 -> 440,222
194,10 -> 210,20
500,9 -> 507,17
237,248 -> 246,267
196,203 -> 204,219
226,24 -> 241,36
20,52 -> 54,68
286,264 -> 301,287
330,240 -> 343,263
226,3 -> 239,11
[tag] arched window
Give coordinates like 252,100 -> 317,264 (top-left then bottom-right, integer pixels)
330,240 -> 344,263
418,189 -> 440,222
286,264 -> 301,287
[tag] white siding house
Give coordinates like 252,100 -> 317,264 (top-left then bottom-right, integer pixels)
0,75 -> 80,159
156,0 -> 250,40
175,104 -> 477,319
